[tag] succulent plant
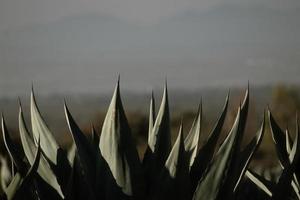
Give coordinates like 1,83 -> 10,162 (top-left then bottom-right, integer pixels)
0,81 -> 299,200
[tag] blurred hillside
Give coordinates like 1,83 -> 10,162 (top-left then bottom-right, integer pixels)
0,84 -> 299,167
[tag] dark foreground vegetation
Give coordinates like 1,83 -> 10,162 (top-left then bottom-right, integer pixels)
0,82 -> 300,200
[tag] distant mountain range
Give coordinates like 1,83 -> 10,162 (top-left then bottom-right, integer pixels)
0,85 -> 278,140
0,3 -> 300,96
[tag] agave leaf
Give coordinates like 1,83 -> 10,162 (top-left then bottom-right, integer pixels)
268,112 -> 300,198
293,115 -> 300,189
245,170 -> 273,197
0,155 -> 12,192
5,142 -> 41,200
289,118 -> 299,163
19,141 -> 41,199
285,129 -> 292,155
142,85 -> 171,196
184,103 -> 201,168
272,137 -> 300,200
292,116 -> 300,186
1,116 -> 27,175
233,114 -> 265,192
291,181 -> 300,200
5,171 -> 23,200
143,92 -> 155,164
64,103 -> 97,198
142,91 -> 156,186
238,87 -> 249,145
19,105 -> 37,162
268,110 -> 289,168
91,125 -> 99,147
30,89 -> 59,165
190,93 -> 229,190
165,123 -> 185,178
215,89 -> 250,198
99,80 -> 144,197
67,143 -> 76,167
19,106 -> 64,198
193,107 -> 241,200
154,123 -> 191,200
148,84 -> 171,163
289,120 -> 300,198
22,140 -> 41,185
148,91 -> 156,145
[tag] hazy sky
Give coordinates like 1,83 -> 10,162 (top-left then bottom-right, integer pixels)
1,0 -> 300,29
0,0 -> 300,96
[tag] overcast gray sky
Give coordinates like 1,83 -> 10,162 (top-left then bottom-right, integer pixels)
0,0 -> 300,96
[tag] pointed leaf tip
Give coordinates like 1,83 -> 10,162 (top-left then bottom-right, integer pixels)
190,93 -> 229,191
117,74 -> 120,83
148,92 -> 156,145
30,90 -> 59,165
148,84 -> 171,157
193,107 -> 241,200
268,109 -> 289,168
64,103 -> 98,196
165,124 -> 184,178
184,105 -> 201,168
99,82 -> 142,196
233,114 -> 265,192
19,104 -> 64,198
2,116 -> 26,175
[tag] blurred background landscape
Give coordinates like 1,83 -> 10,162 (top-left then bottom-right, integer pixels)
1,84 -> 300,169
0,0 -> 300,169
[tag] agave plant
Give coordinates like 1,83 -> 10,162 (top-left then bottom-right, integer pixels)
0,81 -> 299,200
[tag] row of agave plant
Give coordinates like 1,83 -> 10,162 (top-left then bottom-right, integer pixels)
0,81 -> 300,200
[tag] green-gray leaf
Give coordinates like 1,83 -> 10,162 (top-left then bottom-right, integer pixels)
184,103 -> 201,169
193,107 -> 241,200
19,105 -> 64,198
99,80 -> 143,197
31,89 -> 59,165
1,116 -> 27,175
